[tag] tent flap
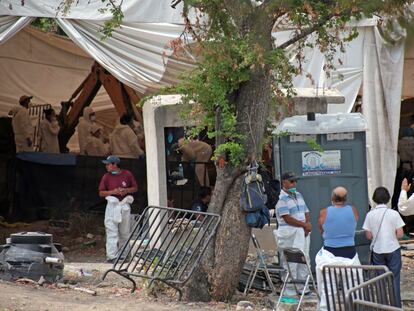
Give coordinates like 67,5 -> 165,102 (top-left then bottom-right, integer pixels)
0,0 -> 189,24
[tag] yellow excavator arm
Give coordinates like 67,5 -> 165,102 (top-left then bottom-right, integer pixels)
57,62 -> 142,152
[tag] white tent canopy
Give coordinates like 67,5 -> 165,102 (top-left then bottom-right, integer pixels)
0,0 -> 195,113
0,0 -> 191,23
0,26 -> 113,116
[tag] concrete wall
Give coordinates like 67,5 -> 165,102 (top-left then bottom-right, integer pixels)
143,95 -> 184,207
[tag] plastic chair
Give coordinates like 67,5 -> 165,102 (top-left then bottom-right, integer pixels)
243,234 -> 284,295
276,247 -> 319,311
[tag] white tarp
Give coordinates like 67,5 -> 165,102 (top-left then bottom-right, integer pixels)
57,19 -> 195,95
363,27 -> 404,198
273,22 -> 405,197
0,0 -> 189,23
0,15 -> 32,43
0,26 -> 112,117
274,23 -> 371,114
0,2 -> 195,108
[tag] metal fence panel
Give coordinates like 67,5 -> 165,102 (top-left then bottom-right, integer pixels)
322,265 -> 390,311
346,272 -> 402,311
103,206 -> 221,299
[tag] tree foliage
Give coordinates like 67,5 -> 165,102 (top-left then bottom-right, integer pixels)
31,18 -> 58,33
174,0 -> 411,165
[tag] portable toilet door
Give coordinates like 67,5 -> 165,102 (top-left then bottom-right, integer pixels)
273,113 -> 370,269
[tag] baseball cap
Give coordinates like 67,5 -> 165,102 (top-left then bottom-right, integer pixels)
19,95 -> 33,104
102,155 -> 120,165
281,171 -> 298,182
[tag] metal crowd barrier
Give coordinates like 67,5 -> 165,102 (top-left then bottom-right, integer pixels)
346,272 -> 401,311
322,265 -> 390,311
102,206 -> 221,299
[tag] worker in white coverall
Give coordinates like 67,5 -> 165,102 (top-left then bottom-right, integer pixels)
10,95 -> 34,152
77,106 -> 96,155
99,155 -> 138,263
131,118 -> 145,152
109,114 -> 144,159
273,171 -> 311,296
85,124 -> 110,157
177,138 -> 212,186
39,108 -> 60,153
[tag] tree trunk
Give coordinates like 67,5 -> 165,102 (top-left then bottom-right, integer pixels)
184,5 -> 274,302
184,68 -> 272,301
209,174 -> 250,299
208,69 -> 272,301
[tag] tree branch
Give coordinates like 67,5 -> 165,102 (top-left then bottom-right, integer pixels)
276,8 -> 353,50
276,14 -> 336,50
222,0 -> 253,31
171,0 -> 182,9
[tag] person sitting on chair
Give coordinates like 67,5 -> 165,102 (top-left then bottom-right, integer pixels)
191,186 -> 212,213
315,186 -> 359,311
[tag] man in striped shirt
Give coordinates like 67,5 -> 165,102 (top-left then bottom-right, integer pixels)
274,171 -> 311,294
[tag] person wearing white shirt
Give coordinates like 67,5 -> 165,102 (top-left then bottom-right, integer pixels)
398,178 -> 414,216
363,187 -> 405,308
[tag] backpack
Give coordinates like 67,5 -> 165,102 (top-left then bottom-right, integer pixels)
259,168 -> 281,210
245,206 -> 270,229
240,163 -> 269,229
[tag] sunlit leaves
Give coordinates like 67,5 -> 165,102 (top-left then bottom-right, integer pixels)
174,0 -> 411,166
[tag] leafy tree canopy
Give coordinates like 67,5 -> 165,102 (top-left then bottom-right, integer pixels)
167,0 -> 412,166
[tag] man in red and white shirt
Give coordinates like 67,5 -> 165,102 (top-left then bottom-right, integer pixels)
99,155 -> 137,262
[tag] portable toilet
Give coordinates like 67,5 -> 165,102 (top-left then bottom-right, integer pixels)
273,113 -> 369,268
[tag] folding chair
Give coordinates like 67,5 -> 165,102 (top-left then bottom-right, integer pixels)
244,233 -> 284,295
276,247 -> 319,311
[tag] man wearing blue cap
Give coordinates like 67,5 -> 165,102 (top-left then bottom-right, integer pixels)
99,155 -> 138,262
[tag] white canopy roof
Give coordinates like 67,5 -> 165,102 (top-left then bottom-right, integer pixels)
0,0 -> 195,116
0,0 -> 190,23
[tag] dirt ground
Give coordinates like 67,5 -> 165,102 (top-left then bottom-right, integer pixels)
0,217 -> 252,311
1,218 -> 414,310
0,280 -> 228,311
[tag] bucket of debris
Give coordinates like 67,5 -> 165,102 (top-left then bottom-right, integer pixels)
0,232 -> 64,282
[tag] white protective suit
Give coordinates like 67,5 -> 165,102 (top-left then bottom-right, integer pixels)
11,105 -> 33,152
85,135 -> 110,157
39,119 -> 60,153
77,107 -> 95,155
104,195 -> 133,260
274,226 -> 310,293
398,190 -> 414,216
315,248 -> 361,311
132,120 -> 145,147
109,124 -> 144,158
